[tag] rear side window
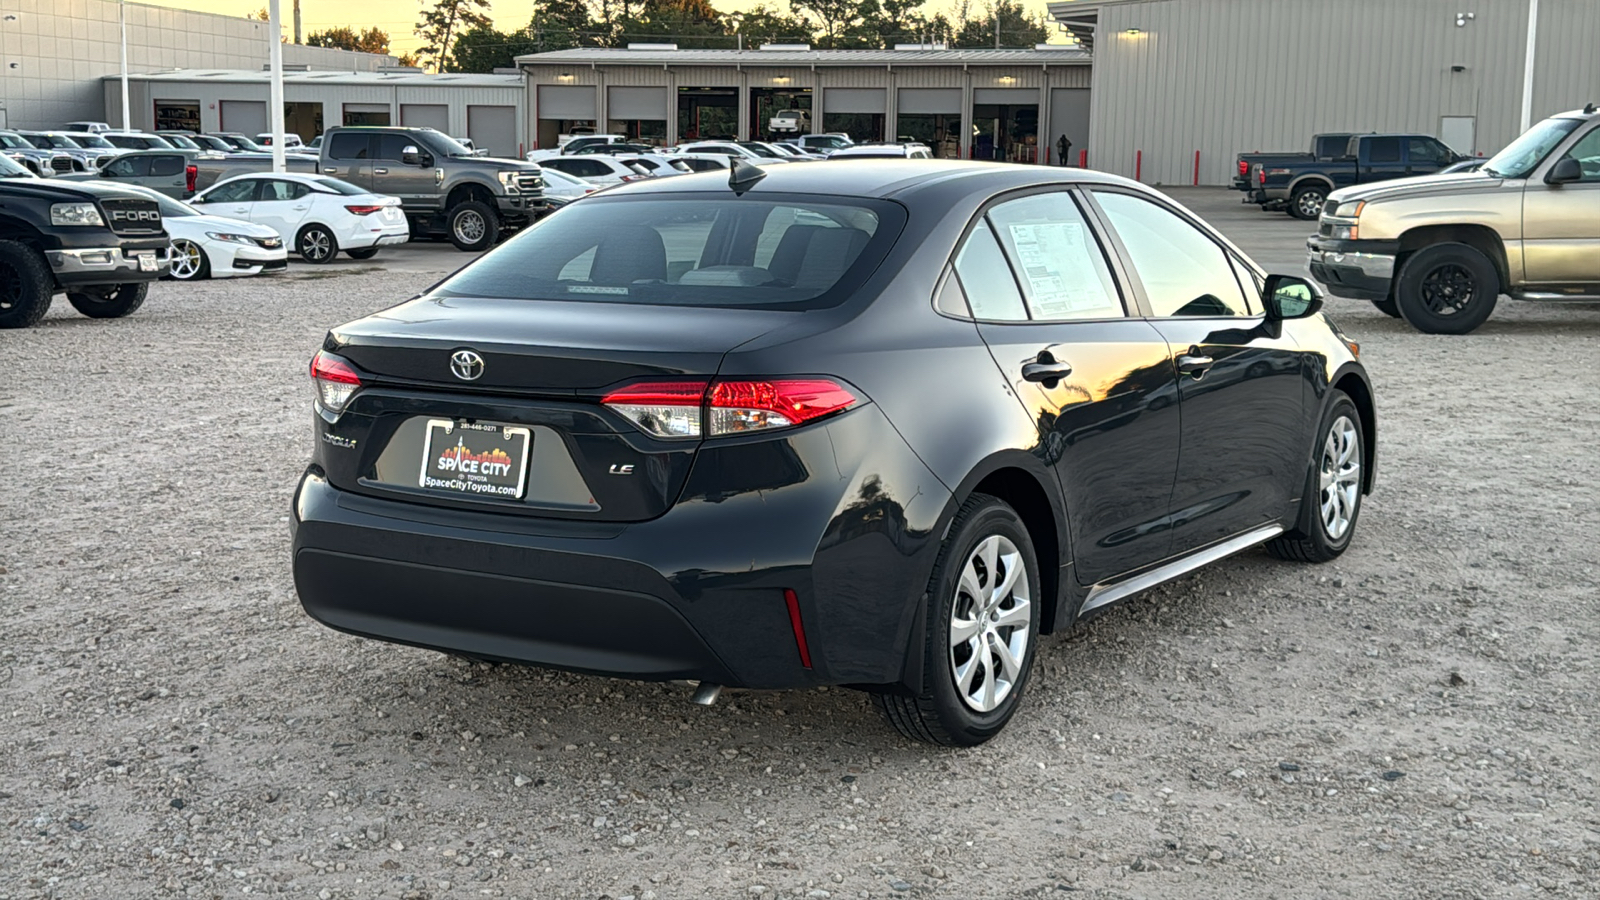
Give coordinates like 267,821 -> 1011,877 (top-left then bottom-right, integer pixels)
328,133 -> 370,160
1366,137 -> 1402,163
150,155 -> 184,177
433,195 -> 902,311
985,193 -> 1123,321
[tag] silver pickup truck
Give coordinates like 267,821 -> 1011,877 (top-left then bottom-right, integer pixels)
192,126 -> 546,251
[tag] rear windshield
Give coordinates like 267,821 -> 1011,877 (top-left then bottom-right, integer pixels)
433,194 -> 904,311
310,177 -> 371,196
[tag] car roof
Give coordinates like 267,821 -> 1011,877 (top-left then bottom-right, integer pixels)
614,159 -> 1139,202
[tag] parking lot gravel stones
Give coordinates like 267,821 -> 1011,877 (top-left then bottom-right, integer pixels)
3,194 -> 1600,899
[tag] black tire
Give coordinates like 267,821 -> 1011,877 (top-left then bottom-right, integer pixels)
296,224 -> 339,264
167,238 -> 210,281
447,200 -> 499,252
345,247 -> 380,260
1370,296 -> 1401,318
0,239 -> 55,329
66,282 -> 148,319
873,494 -> 1041,747
1393,242 -> 1500,335
1288,183 -> 1329,220
1267,391 -> 1364,563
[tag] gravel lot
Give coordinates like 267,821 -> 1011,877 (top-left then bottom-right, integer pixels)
3,190 -> 1599,900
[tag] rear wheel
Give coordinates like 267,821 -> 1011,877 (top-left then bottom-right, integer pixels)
296,224 -> 339,264
346,247 -> 380,260
66,282 -> 148,319
447,200 -> 499,252
167,239 -> 210,280
1267,391 -> 1364,563
1394,243 -> 1499,334
0,240 -> 54,329
873,494 -> 1040,747
1289,183 -> 1329,220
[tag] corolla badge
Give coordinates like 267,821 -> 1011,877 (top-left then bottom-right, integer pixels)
449,350 -> 485,381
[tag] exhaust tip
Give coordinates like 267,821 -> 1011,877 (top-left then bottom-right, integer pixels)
690,682 -> 723,706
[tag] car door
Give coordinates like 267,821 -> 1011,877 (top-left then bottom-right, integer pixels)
1086,188 -> 1309,555
1521,123 -> 1600,287
249,178 -> 313,239
146,153 -> 187,198
1360,136 -> 1407,183
194,177 -> 258,221
371,132 -> 436,211
322,132 -> 373,189
952,190 -> 1183,586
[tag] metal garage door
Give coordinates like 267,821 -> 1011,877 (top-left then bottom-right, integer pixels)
537,85 -> 597,120
220,100 -> 267,136
608,87 -> 667,120
823,88 -> 886,114
401,104 -> 450,133
898,88 -> 961,115
467,106 -> 517,158
973,88 -> 1039,105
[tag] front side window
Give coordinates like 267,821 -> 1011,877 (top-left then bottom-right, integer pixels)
433,196 -> 898,311
203,178 -> 256,204
105,155 -> 150,177
985,192 -> 1123,321
376,134 -> 414,160
1555,126 -> 1600,183
1408,138 -> 1449,166
1094,191 -> 1253,317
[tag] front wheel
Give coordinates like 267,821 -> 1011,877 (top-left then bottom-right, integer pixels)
167,239 -> 210,280
0,239 -> 55,329
296,224 -> 339,264
447,200 -> 499,252
1393,243 -> 1499,334
1289,184 -> 1329,220
873,494 -> 1040,747
66,282 -> 148,319
1267,391 -> 1364,563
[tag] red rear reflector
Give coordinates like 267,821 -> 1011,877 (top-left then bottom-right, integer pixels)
784,589 -> 813,669
345,204 -> 384,215
185,164 -> 197,192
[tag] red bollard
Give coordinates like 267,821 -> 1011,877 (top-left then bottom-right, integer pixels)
1193,150 -> 1200,186
1078,149 -> 1088,168
1135,150 -> 1142,182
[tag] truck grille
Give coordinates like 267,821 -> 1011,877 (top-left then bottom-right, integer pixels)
516,173 -> 544,195
95,155 -> 116,169
99,198 -> 164,235
50,156 -> 73,174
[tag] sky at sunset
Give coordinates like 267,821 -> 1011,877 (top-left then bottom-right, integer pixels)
136,0 -> 1069,58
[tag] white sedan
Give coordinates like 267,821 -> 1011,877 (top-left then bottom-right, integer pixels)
536,156 -> 651,188
115,184 -> 286,280
540,167 -> 600,204
189,173 -> 408,263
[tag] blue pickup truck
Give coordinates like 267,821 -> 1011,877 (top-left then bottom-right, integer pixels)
1233,133 -> 1466,219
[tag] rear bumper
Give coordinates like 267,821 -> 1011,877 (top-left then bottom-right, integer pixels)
290,404 -> 951,690
1306,238 -> 1398,301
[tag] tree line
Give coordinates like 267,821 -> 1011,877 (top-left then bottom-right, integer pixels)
304,0 -> 1052,74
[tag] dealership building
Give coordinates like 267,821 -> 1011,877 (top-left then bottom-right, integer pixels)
4,0 -> 1598,183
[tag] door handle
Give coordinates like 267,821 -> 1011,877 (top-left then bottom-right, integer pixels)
373,167 -> 389,174
1176,353 -> 1215,376
292,205 -> 308,210
1022,358 -> 1073,383
324,167 -> 338,174
231,206 -> 247,213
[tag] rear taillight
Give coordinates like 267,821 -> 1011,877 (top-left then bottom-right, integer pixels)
602,378 -> 859,439
185,164 -> 197,192
1257,167 -> 1266,185
1237,159 -> 1249,177
310,350 -> 361,414
345,204 -> 384,215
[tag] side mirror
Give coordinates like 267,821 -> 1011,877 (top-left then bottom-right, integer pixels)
401,145 -> 423,166
1263,274 -> 1324,320
1546,157 -> 1583,185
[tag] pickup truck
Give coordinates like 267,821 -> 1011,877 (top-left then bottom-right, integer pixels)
1306,106 -> 1600,334
1235,133 -> 1465,219
58,149 -> 202,199
0,154 -> 169,329
192,126 -> 546,251
1231,133 -> 1353,194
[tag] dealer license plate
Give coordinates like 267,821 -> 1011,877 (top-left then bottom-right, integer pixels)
418,420 -> 531,500
138,254 -> 157,272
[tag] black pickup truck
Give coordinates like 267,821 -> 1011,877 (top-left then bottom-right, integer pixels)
1233,133 -> 1466,219
0,154 -> 169,329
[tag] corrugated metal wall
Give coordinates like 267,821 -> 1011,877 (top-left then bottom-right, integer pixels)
1088,0 -> 1600,185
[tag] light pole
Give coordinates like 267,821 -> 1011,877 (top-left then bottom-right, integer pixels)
268,0 -> 285,174
119,0 -> 129,130
1519,0 -> 1540,133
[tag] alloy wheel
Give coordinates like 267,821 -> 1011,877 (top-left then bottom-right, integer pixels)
1297,190 -> 1326,219
301,229 -> 332,262
1319,415 -> 1362,541
169,240 -> 202,279
949,534 -> 1032,713
1420,264 -> 1475,315
453,210 -> 486,245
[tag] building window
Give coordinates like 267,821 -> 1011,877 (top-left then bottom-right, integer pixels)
155,100 -> 200,133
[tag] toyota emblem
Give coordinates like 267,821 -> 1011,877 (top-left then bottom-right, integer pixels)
449,350 -> 485,381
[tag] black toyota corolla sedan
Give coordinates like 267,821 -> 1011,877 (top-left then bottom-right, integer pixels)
291,161 -> 1375,746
